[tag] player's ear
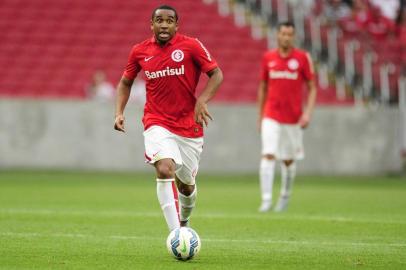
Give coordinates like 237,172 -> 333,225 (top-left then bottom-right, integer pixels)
150,19 -> 154,31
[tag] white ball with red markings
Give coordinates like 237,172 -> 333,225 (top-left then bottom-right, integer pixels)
166,227 -> 201,261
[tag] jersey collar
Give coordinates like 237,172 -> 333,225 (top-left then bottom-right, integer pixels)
277,47 -> 295,59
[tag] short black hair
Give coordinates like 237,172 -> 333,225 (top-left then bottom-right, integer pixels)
151,5 -> 178,21
277,21 -> 295,31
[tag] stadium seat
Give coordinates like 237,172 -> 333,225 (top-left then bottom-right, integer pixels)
0,0 -> 358,104
0,0 -> 270,102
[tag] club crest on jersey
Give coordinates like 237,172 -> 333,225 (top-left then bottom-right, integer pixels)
171,49 -> 184,62
287,59 -> 299,70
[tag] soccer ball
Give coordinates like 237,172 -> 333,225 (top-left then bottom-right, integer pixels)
166,227 -> 201,261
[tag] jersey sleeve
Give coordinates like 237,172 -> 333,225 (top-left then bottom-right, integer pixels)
302,52 -> 315,81
123,45 -> 141,80
190,38 -> 218,73
260,53 -> 268,81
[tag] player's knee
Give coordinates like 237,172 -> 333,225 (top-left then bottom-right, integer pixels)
284,160 -> 294,166
178,181 -> 195,196
263,154 -> 276,160
155,159 -> 176,179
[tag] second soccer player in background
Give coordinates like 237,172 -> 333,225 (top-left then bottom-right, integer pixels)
257,21 -> 317,212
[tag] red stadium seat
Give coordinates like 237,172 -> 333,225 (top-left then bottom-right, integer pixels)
0,0 -> 269,102
1,0 -> 352,104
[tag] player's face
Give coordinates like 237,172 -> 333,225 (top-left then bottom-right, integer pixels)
151,9 -> 178,44
277,26 -> 295,50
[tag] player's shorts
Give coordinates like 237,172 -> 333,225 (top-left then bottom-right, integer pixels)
261,117 -> 304,160
143,125 -> 203,185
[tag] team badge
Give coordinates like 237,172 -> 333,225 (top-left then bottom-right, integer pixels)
171,49 -> 184,62
287,59 -> 299,70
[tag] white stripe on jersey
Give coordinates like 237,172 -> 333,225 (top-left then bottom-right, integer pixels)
305,52 -> 314,74
195,38 -> 212,61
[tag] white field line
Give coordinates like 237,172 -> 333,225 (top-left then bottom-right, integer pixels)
1,231 -> 405,248
1,208 -> 406,225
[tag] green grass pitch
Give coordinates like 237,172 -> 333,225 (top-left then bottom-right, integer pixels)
0,170 -> 405,269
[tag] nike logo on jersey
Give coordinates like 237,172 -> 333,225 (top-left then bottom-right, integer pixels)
144,56 -> 154,62
268,61 -> 276,68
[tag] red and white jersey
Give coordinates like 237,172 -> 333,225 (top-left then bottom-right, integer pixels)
123,33 -> 218,138
260,48 -> 314,124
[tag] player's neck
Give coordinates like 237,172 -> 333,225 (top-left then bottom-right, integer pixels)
156,38 -> 171,47
278,47 -> 293,58
157,40 -> 169,47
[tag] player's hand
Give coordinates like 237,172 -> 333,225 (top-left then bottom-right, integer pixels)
194,99 -> 213,127
299,113 -> 310,129
114,114 -> 126,132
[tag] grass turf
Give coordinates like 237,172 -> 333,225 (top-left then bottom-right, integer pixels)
0,170 -> 405,269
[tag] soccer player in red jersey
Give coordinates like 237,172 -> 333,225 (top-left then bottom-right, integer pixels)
114,5 -> 223,231
257,21 -> 317,212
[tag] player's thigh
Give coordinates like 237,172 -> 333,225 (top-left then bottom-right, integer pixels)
143,126 -> 183,168
279,124 -> 304,160
261,118 -> 281,156
174,136 -> 204,185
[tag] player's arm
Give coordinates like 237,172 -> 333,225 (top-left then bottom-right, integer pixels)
257,79 -> 268,132
114,76 -> 134,132
299,53 -> 317,129
300,79 -> 317,129
195,67 -> 223,127
257,52 -> 269,132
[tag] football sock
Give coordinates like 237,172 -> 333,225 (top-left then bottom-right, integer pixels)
259,158 -> 275,203
179,186 -> 197,223
156,178 -> 180,231
280,162 -> 296,198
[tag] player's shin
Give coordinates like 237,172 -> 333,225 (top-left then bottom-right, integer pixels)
156,179 -> 180,231
178,186 -> 196,226
259,158 -> 275,212
280,162 -> 296,197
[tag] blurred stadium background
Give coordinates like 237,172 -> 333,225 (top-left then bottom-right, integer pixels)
0,0 -> 406,174
1,0 -> 406,174
1,1 -> 406,269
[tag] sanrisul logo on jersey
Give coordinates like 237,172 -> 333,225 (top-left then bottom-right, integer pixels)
269,70 -> 298,80
144,65 -> 185,80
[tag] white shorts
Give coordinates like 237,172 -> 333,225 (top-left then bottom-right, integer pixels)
143,125 -> 203,185
261,118 -> 304,160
